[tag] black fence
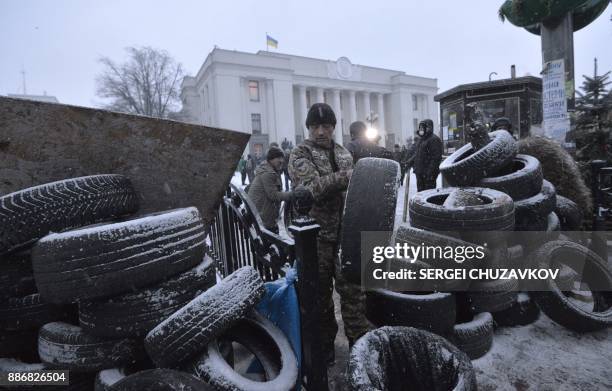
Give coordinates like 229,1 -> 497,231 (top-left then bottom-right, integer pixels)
206,183 -> 330,390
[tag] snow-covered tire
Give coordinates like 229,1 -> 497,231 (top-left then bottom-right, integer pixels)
530,240 -> 612,332
394,224 -> 488,269
465,278 -> 518,313
366,290 -> 456,336
514,180 -> 556,229
477,154 -> 543,200
32,207 -> 206,304
110,369 -> 214,391
348,326 -> 477,391
452,312 -> 494,359
0,175 -> 139,255
145,266 -> 265,368
492,293 -> 540,327
341,157 -> 400,284
555,195 -> 582,230
0,251 -> 36,300
190,311 -> 297,391
0,293 -> 66,331
38,322 -> 143,371
95,368 -> 128,391
409,187 -> 515,233
393,225 -> 484,290
440,130 -> 518,186
79,257 -> 216,338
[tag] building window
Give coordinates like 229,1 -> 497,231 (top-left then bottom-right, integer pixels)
306,90 -> 311,108
413,118 -> 419,134
249,81 -> 260,101
412,95 -> 418,111
251,113 -> 262,134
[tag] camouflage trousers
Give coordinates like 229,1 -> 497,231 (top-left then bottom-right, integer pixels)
317,239 -> 374,358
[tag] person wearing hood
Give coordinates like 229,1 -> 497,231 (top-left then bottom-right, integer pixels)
247,146 -> 293,233
345,121 -> 393,163
288,103 -> 373,365
413,119 -> 443,191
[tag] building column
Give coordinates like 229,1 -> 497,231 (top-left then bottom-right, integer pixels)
348,90 -> 357,127
331,89 -> 343,145
315,87 -> 324,104
363,92 -> 372,123
377,92 -> 386,135
298,85 -> 308,137
265,79 -> 276,140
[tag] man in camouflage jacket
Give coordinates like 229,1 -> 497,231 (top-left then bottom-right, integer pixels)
288,103 -> 373,364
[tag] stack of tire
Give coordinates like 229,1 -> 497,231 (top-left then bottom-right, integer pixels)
402,130 -> 540,359
1,175 -> 298,391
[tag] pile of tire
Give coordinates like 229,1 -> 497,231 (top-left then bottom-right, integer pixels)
365,131 -> 547,361
1,175 -> 298,391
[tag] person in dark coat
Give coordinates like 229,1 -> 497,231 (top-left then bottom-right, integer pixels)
413,119 -> 443,191
247,147 -> 293,233
345,121 -> 393,163
245,154 -> 256,184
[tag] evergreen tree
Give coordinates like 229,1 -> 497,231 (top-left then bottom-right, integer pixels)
574,58 -> 612,163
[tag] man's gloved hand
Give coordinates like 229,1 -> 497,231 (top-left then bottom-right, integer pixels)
292,185 -> 314,216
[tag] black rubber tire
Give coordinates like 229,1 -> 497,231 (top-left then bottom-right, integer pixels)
0,250 -> 36,300
440,130 -> 518,186
409,187 -> 515,232
348,326 -> 477,391
0,293 -> 66,331
190,311 -> 298,391
492,292 -> 540,327
79,257 -> 216,338
514,180 -> 556,228
341,157 -> 400,284
32,207 -> 206,304
0,175 -> 139,255
465,278 -> 518,313
366,289 -> 456,336
110,369 -> 214,391
517,212 -> 562,250
477,154 -> 543,200
530,240 -> 612,332
392,225 -> 486,290
452,312 -> 494,359
38,322 -> 143,371
145,266 -> 265,368
554,194 -> 582,230
95,368 -> 127,391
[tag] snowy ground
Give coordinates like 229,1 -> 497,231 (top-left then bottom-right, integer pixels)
230,170 -> 612,390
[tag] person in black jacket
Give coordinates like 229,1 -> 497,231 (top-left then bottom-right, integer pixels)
413,119 -> 442,191
345,121 -> 393,163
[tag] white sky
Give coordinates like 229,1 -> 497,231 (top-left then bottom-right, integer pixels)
0,0 -> 610,108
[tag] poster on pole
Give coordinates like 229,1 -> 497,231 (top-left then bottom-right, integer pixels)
542,58 -> 570,142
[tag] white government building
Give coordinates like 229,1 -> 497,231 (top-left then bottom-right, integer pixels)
179,48 -> 439,158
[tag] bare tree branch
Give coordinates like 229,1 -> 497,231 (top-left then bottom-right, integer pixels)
95,46 -> 184,118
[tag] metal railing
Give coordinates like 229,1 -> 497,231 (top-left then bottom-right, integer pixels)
207,183 -> 294,281
206,183 -> 330,390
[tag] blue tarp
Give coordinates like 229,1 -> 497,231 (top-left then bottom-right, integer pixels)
251,267 -> 302,389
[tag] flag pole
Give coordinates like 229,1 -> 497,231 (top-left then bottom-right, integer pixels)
266,32 -> 269,51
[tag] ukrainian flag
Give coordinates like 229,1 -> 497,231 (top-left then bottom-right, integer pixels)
266,34 -> 278,49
